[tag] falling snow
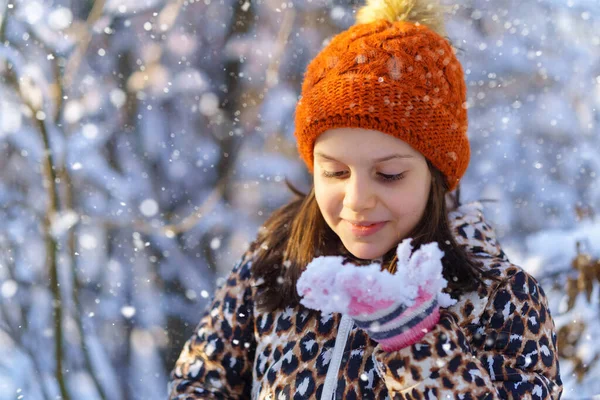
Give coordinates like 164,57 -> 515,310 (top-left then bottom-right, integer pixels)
0,0 -> 599,398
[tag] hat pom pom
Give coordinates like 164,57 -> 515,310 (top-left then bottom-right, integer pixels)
355,0 -> 449,37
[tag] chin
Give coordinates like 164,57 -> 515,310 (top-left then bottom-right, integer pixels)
344,242 -> 386,261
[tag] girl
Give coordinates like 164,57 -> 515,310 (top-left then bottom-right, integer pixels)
168,0 -> 563,398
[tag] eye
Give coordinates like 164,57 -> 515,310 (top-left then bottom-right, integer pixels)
322,171 -> 346,178
321,171 -> 406,182
378,172 -> 406,182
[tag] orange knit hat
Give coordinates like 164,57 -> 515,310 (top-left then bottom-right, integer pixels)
294,0 -> 470,192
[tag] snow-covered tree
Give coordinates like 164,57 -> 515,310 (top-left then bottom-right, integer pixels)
0,0 -> 598,398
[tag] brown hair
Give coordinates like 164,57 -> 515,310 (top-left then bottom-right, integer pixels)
249,160 -> 498,313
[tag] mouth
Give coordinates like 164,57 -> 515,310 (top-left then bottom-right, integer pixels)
345,220 -> 387,236
346,220 -> 385,226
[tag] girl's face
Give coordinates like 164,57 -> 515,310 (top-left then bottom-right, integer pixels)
314,128 -> 432,260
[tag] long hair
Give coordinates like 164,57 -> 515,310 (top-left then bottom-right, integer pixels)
249,160 -> 498,313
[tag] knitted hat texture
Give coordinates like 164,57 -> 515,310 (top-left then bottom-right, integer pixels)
294,14 -> 470,192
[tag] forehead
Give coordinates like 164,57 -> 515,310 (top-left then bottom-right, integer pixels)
314,127 -> 420,159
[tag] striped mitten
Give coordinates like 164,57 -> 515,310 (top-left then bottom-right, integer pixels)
297,238 -> 455,352
345,282 -> 440,352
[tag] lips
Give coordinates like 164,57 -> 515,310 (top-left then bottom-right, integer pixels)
346,220 -> 387,237
347,221 -> 383,226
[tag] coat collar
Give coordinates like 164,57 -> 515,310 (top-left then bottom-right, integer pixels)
448,201 -> 508,261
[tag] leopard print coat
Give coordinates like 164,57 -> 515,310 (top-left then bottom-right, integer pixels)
168,202 -> 563,399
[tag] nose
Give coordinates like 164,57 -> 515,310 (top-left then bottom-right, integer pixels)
342,173 -> 376,212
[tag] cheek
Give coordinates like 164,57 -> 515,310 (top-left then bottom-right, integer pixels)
314,179 -> 328,211
314,180 -> 340,219
387,189 -> 427,217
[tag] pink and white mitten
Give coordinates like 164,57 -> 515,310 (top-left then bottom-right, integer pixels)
297,238 -> 455,352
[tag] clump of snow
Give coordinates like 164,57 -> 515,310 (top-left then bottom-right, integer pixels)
139,198 -> 159,217
1,280 -> 18,299
296,256 -> 345,314
121,306 -> 136,319
296,239 -> 456,315
47,7 -> 73,30
395,239 -> 457,308
50,209 -> 79,237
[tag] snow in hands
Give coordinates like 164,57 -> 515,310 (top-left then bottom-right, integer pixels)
296,238 -> 457,315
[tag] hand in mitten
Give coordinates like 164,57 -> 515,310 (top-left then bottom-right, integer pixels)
296,238 -> 456,352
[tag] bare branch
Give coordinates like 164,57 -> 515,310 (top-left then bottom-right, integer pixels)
63,0 -> 107,89
1,10 -> 69,400
59,167 -> 109,400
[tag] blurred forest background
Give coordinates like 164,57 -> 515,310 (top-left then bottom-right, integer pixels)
0,0 -> 599,398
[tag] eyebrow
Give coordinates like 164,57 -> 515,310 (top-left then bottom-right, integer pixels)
314,152 -> 414,163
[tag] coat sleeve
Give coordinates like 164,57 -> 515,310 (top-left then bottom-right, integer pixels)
371,269 -> 563,399
168,250 -> 257,399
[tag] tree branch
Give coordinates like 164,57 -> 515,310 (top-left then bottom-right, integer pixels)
1,16 -> 69,400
